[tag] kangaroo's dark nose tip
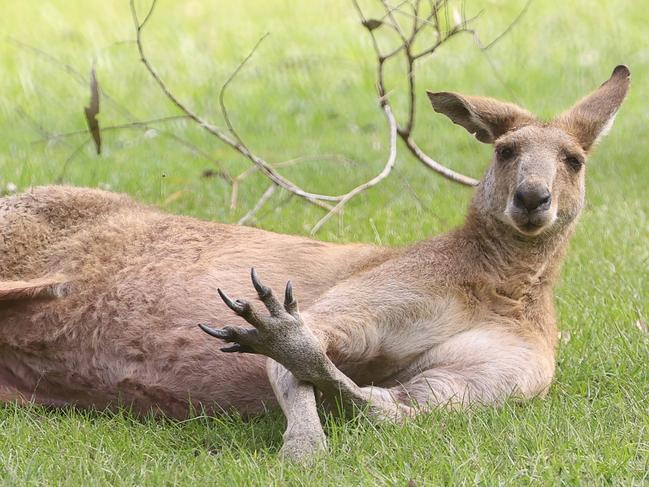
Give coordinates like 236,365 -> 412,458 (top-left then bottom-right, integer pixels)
513,186 -> 551,212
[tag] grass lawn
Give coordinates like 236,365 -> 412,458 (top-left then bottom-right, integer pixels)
0,0 -> 647,484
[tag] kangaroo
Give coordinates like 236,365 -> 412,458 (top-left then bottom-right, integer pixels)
0,66 -> 629,460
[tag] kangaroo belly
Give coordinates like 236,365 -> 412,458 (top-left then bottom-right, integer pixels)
0,268 -> 285,417
0,298 -> 277,417
0,235 -> 374,417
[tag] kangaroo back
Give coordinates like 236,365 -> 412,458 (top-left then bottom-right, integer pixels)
0,186 -> 137,280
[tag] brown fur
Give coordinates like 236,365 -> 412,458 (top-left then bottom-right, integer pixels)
0,66 -> 630,458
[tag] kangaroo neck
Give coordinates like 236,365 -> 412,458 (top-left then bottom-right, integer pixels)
461,205 -> 574,291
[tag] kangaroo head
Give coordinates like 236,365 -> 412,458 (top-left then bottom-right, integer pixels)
427,65 -> 630,238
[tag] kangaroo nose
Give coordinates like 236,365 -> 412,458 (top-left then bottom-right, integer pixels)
513,185 -> 551,212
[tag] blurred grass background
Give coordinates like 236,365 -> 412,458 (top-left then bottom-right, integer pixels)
0,0 -> 647,484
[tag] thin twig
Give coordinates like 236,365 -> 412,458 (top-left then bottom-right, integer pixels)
274,154 -> 359,169
403,136 -> 478,185
255,191 -> 295,222
33,115 -> 191,143
15,0 -> 488,233
8,38 -> 215,182
25,108 -> 231,183
480,0 -> 532,51
22,0 -> 524,230
392,0 -> 529,99
130,0 -> 337,211
229,179 -> 240,210
238,184 -> 277,225
310,104 -> 398,235
16,105 -> 54,140
228,154 -> 357,209
219,33 -> 270,144
56,138 -> 90,182
7,37 -> 138,121
130,0 -> 475,232
354,0 -> 481,187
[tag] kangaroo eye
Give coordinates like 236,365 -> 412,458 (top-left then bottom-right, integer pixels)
565,155 -> 583,171
497,145 -> 515,160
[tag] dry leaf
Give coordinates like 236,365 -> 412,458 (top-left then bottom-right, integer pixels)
84,65 -> 101,155
635,319 -> 648,334
362,19 -> 383,31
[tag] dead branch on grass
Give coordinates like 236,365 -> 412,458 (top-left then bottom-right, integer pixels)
130,0 -> 413,232
130,0 -> 340,213
352,0 -> 480,186
15,0 -> 530,232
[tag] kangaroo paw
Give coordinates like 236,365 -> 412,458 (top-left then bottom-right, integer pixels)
199,268 -> 325,370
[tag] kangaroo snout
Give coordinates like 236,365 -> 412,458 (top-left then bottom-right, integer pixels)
506,180 -> 556,235
513,184 -> 551,213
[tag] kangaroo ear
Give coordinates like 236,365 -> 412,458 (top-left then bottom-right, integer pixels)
427,91 -> 534,144
555,65 -> 631,152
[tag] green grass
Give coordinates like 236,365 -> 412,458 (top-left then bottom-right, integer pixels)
0,0 -> 647,484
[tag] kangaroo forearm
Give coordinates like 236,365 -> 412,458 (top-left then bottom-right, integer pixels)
265,343 -> 356,402
276,346 -> 412,419
291,356 -> 361,403
261,322 -> 365,405
267,354 -> 388,428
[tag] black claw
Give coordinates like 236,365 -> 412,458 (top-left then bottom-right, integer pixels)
218,288 -> 246,314
198,323 -> 230,339
250,268 -> 270,297
285,280 -> 293,301
217,288 -> 236,309
284,280 -> 296,309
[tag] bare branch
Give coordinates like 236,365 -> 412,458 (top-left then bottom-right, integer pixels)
33,115 -> 191,143
229,180 -> 239,210
219,33 -> 270,143
130,0 -> 339,211
131,0 -> 480,232
138,0 -> 158,29
56,139 -> 90,182
15,105 -> 53,140
238,184 -> 277,225
30,113 -> 232,185
402,136 -> 479,186
7,37 -> 137,121
310,104 -> 398,235
380,0 -> 409,44
480,0 -> 532,51
15,0 -> 489,232
274,154 -> 359,169
353,0 -> 479,187
228,154 -> 358,209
